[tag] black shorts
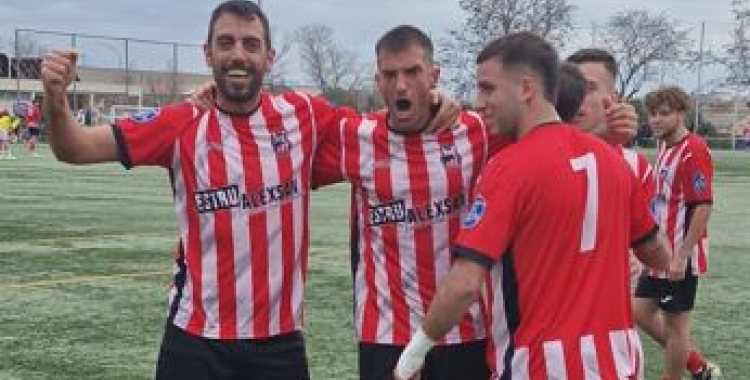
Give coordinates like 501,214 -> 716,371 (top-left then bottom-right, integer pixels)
27,127 -> 40,137
358,340 -> 489,380
155,323 -> 310,380
634,271 -> 699,313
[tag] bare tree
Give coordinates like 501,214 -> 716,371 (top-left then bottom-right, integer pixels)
266,30 -> 295,88
294,23 -> 365,97
600,10 -> 692,100
439,0 -> 576,99
725,0 -> 750,86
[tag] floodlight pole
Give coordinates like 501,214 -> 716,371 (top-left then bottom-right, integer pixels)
694,22 -> 705,132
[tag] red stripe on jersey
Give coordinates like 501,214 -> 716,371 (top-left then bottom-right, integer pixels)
181,117 -> 207,334
348,123 -> 381,342
118,94 -> 336,339
206,112 -> 238,338
373,127 -> 412,344
274,93 -> 303,332
403,135 -> 439,341
345,113 -> 489,345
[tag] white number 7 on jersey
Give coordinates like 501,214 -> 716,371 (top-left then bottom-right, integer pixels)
570,153 -> 599,253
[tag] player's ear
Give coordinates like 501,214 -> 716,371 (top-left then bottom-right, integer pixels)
203,42 -> 213,68
430,66 -> 440,89
519,76 -> 535,103
267,48 -> 276,68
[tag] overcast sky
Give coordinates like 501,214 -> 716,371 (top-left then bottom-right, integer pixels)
0,0 -> 739,92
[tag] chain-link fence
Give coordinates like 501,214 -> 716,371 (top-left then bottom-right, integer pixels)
1,28 -> 209,125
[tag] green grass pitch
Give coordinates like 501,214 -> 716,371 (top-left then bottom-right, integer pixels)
1,145 -> 747,379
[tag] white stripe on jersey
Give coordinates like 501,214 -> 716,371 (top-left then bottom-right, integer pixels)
622,148 -> 639,175
270,94 -> 307,334
580,334 -> 601,380
355,119 -> 393,342
195,113 -> 222,337
629,328 -> 644,380
386,132 -> 422,341
609,329 -> 632,378
511,347 -> 530,380
263,99 -> 284,336
543,340 -> 568,379
172,138 -> 194,327
217,111 -> 253,335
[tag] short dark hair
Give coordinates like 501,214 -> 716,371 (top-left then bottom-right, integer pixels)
556,63 -> 586,122
207,0 -> 271,49
476,31 -> 559,102
644,85 -> 692,114
375,25 -> 434,64
566,48 -> 618,80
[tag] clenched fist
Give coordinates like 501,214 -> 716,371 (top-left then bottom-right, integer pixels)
41,49 -> 79,97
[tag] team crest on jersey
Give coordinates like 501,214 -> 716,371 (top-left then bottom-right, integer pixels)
461,196 -> 486,229
693,172 -> 707,193
271,131 -> 291,154
130,108 -> 160,124
659,168 -> 669,180
440,144 -> 461,167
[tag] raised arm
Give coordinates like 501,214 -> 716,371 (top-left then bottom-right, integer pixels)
41,49 -> 119,164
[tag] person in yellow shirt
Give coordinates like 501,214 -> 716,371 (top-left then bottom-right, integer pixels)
0,111 -> 21,159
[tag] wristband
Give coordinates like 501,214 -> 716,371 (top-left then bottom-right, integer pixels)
394,327 -> 435,379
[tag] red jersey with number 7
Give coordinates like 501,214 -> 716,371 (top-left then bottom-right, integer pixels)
453,123 -> 657,379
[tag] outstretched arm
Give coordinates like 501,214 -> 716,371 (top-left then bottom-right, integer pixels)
394,258 -> 487,379
41,49 -> 119,164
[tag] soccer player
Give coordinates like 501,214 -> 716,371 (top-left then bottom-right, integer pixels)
313,25 -> 495,380
555,62 -> 587,123
636,85 -> 720,380
566,49 -> 654,201
0,110 -> 20,159
566,49 -> 657,282
25,98 -> 41,156
394,31 -> 671,380
40,1 -> 370,379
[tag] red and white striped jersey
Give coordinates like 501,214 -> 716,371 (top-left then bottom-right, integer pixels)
115,92 -> 349,339
313,111 -> 493,345
454,124 -> 656,379
620,146 -> 656,202
650,133 -> 713,277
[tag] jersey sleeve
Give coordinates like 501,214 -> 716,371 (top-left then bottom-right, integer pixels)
113,104 -> 193,169
452,157 -> 520,268
629,169 -> 658,247
309,95 -> 359,138
312,118 -> 347,188
680,142 -> 713,205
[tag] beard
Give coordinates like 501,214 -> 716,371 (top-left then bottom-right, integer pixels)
213,66 -> 263,104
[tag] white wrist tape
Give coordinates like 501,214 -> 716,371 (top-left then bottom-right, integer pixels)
394,327 -> 436,379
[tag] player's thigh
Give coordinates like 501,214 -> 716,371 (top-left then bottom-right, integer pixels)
660,275 -> 698,314
424,339 -> 489,380
358,343 -> 403,380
